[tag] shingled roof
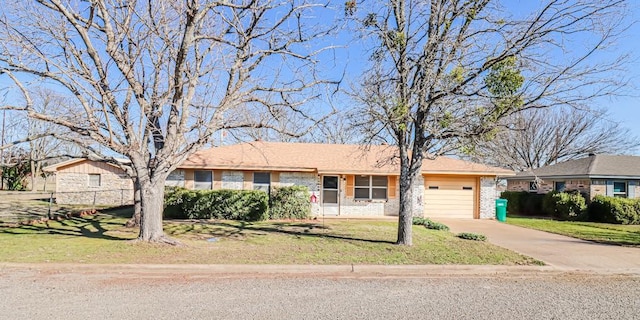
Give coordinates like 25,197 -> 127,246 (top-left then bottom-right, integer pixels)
179,141 -> 513,176
513,154 -> 640,179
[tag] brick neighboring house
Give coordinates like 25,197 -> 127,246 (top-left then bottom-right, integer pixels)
505,154 -> 640,199
43,159 -> 134,206
173,141 -> 513,219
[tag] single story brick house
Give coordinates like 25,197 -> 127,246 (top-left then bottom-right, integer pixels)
43,158 -> 134,206
172,142 -> 513,219
505,154 -> 640,199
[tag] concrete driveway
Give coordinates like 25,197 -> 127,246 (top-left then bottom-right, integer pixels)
439,218 -> 640,273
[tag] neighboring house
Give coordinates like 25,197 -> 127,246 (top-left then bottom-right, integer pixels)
43,159 -> 134,206
173,142 -> 513,219
505,154 -> 640,199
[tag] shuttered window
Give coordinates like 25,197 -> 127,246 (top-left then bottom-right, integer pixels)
354,175 -> 388,200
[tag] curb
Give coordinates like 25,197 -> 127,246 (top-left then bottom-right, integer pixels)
2,263 -> 639,278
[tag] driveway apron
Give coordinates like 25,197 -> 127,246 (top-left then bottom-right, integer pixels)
439,218 -> 640,273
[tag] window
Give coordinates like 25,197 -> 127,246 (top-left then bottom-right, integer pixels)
354,175 -> 387,200
322,176 -> 339,204
613,181 -> 627,198
529,181 -> 538,192
554,181 -> 566,192
253,172 -> 271,193
88,174 -> 101,187
194,170 -> 212,190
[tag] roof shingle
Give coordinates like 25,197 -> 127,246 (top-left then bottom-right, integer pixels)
514,154 -> 640,179
180,141 -> 513,176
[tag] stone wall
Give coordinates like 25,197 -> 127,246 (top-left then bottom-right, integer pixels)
56,172 -> 133,206
479,176 -> 496,219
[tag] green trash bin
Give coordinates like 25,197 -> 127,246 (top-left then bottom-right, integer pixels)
495,199 -> 508,222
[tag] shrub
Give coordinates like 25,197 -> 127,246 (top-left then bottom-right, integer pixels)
457,232 -> 487,241
412,217 -> 427,225
543,191 -> 586,220
423,219 -> 450,231
163,187 -> 190,219
500,191 -> 544,216
589,195 -> 640,225
411,217 -> 449,230
269,186 -> 311,220
165,188 -> 269,221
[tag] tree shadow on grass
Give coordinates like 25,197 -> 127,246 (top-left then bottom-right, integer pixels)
202,221 -> 395,244
0,214 -> 130,241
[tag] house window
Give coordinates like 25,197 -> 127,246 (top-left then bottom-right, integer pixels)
88,174 -> 101,187
554,181 -> 566,192
529,181 -> 537,192
194,170 -> 212,190
613,181 -> 627,198
354,175 -> 387,200
253,172 -> 271,193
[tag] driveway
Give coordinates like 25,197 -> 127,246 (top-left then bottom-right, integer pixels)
439,218 -> 640,273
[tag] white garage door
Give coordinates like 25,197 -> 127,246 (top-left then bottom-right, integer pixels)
424,177 -> 476,219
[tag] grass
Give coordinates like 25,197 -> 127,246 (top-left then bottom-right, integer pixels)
506,216 -> 640,247
0,208 -> 540,265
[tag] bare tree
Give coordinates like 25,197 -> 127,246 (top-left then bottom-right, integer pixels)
0,0 -> 335,243
348,0 -> 629,245
23,88 -> 82,190
465,107 -> 639,171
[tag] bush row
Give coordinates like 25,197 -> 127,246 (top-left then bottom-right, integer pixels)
499,191 -> 544,216
501,191 -> 640,224
164,186 -> 311,221
588,195 -> 640,225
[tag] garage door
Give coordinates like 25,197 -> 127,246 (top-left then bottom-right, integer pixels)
424,177 -> 476,219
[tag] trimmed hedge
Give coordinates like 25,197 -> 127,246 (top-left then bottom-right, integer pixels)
589,195 -> 640,225
269,186 -> 311,220
500,191 -> 544,216
542,191 -> 587,220
164,187 -> 269,221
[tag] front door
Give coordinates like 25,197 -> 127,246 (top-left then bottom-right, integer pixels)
322,175 -> 339,215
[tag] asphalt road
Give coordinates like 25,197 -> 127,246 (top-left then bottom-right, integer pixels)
1,268 -> 638,320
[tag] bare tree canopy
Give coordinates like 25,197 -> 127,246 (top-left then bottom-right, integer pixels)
347,0 -> 630,245
0,0 -> 335,242
465,107 -> 640,171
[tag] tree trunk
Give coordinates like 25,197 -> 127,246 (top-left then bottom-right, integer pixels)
138,179 -> 167,242
125,178 -> 142,228
30,159 -> 36,191
396,146 -> 419,246
396,159 -> 414,245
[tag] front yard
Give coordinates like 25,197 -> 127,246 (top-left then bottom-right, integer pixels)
0,208 -> 540,265
506,217 -> 640,247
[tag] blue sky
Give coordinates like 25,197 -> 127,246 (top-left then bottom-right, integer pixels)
1,1 -> 639,155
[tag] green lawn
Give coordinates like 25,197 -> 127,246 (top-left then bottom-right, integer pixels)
506,217 -> 640,247
0,210 -> 540,265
